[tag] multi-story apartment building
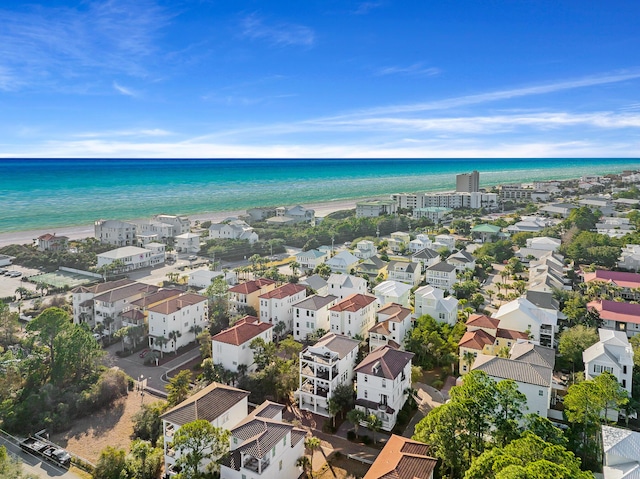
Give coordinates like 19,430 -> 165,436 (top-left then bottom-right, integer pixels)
297,333 -> 360,416
356,199 -> 398,218
329,293 -> 378,338
354,345 -> 413,431
456,170 -> 480,193
71,278 -> 135,326
93,282 -> 159,333
96,245 -> 165,272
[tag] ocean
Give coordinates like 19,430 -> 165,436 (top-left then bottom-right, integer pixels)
0,158 -> 639,233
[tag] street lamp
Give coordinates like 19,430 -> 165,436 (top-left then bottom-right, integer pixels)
137,374 -> 146,404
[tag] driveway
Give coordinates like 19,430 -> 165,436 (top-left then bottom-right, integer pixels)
105,342 -> 202,397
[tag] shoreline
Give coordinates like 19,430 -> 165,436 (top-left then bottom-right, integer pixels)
0,198 -> 363,248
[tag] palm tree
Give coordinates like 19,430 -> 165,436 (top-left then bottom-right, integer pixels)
15,286 -> 29,300
237,363 -> 248,379
154,335 -> 168,358
462,351 -> 476,374
168,330 -> 182,354
103,316 -> 115,339
290,261 -> 301,277
366,414 -> 383,445
304,436 -> 321,475
346,409 -> 366,439
273,321 -> 286,343
296,456 -> 312,479
189,324 -> 203,342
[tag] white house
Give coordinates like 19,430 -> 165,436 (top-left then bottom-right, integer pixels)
93,281 -> 159,332
325,251 -> 360,274
424,262 -> 458,291
526,237 -> 561,252
295,249 -> 328,271
175,232 -> 201,254
220,401 -> 306,479
209,221 -> 259,243
228,278 -> 277,313
602,425 -> 640,479
583,329 -> 633,396
493,297 -> 557,348
369,303 -> 412,351
94,219 -> 137,246
148,293 -> 208,353
297,333 -> 360,416
188,269 -> 237,290
618,244 -> 640,272
434,234 -> 455,250
472,348 -> 553,418
387,260 -> 422,286
327,273 -> 368,300
354,345 -> 413,431
212,316 -> 273,373
411,248 -> 441,269
268,205 -> 315,225
154,214 -> 191,236
161,383 -> 250,477
446,250 -> 476,273
356,199 -> 397,218
373,280 -> 412,309
293,294 -> 339,341
413,285 -> 458,325
353,240 -> 377,260
329,293 -> 378,338
258,283 -> 307,334
97,245 -> 165,271
409,234 -> 432,253
588,300 -> 640,338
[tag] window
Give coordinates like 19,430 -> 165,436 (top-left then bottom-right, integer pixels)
272,446 -> 276,457
283,436 -> 286,446
538,390 -> 544,396
382,379 -> 386,388
279,460 -> 283,471
624,365 -> 628,374
364,375 -> 368,382
623,379 -> 627,388
364,390 -> 368,398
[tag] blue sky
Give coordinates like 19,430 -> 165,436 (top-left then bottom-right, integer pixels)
1,0 -> 639,158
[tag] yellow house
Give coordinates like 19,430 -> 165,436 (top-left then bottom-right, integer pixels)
228,278 -> 277,312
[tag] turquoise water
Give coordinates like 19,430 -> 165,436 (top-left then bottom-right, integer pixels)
0,158 -> 638,233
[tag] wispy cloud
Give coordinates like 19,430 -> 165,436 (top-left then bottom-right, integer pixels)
113,82 -> 137,97
353,2 -> 384,15
376,63 -> 441,77
73,129 -> 172,138
330,71 -> 640,118
241,14 -> 315,47
0,0 -> 171,91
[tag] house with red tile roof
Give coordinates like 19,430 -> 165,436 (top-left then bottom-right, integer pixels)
583,270 -> 640,299
363,434 -> 437,479
212,316 -> 273,373
369,303 -> 412,352
35,233 -> 69,252
588,300 -> 640,338
259,283 -> 307,335
329,293 -> 378,338
229,278 -> 277,313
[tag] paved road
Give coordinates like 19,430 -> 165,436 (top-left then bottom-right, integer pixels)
0,434 -> 82,478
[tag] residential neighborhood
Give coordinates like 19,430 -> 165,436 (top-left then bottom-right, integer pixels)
4,169 -> 640,479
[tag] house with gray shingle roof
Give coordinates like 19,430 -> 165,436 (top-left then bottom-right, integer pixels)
471,343 -> 553,418
161,383 -> 250,476
292,294 -> 339,341
220,401 -> 306,479
387,260 -> 422,286
425,262 -> 457,290
355,345 -> 414,431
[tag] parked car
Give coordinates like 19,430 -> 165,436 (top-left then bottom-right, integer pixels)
139,349 -> 151,358
9,271 -> 22,277
188,255 -> 198,261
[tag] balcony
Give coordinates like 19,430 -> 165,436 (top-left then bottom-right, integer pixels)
243,456 -> 270,473
165,424 -> 175,438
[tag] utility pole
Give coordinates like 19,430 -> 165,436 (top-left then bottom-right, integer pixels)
331,236 -> 335,255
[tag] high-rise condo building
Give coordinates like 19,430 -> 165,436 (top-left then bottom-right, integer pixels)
456,170 -> 480,193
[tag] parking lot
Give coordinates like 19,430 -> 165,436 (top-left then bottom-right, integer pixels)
0,265 -> 41,302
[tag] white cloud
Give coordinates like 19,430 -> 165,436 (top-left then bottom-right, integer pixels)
241,14 -> 315,47
113,82 -> 137,97
376,63 -> 441,77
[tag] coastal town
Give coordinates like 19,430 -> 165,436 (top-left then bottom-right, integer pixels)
3,169 -> 640,479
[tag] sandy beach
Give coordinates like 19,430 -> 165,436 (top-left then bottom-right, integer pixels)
0,198 -> 361,248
